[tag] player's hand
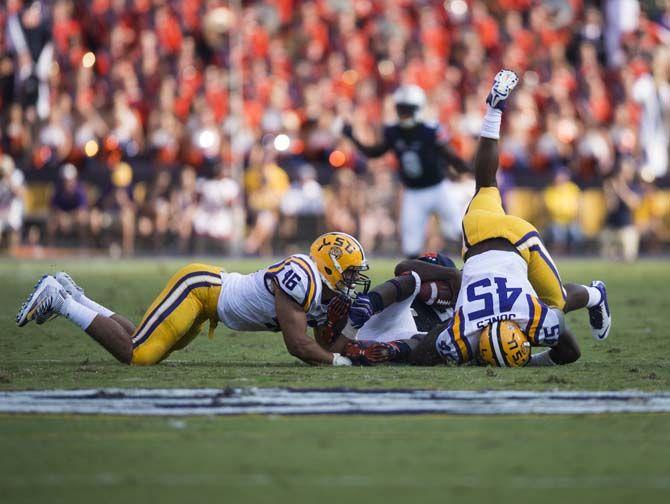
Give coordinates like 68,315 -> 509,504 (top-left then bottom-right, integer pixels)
327,294 -> 351,329
344,341 -> 399,366
348,294 -> 375,329
341,122 -> 353,139
319,295 -> 351,346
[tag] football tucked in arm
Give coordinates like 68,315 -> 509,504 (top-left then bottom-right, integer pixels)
417,281 -> 454,312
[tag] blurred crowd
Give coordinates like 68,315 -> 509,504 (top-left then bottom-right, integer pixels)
1,0 -> 669,259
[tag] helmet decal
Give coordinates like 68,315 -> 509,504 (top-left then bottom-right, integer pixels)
310,232 -> 370,297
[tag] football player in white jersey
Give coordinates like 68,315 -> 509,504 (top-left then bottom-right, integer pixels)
15,232 -> 375,367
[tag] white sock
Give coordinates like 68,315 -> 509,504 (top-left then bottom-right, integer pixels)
480,105 -> 502,140
60,297 -> 98,330
76,294 -> 115,318
583,286 -> 601,308
528,350 -> 557,367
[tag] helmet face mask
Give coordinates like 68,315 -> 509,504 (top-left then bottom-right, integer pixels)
338,265 -> 371,298
396,104 -> 420,128
393,85 -> 426,128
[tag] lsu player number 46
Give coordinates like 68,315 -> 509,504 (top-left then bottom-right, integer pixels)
406,70 -> 612,368
16,232 -> 371,367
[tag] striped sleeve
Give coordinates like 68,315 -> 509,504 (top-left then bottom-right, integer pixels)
524,295 -> 561,346
266,255 -> 318,312
434,308 -> 472,364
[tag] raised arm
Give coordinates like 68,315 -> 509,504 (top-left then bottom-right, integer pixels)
342,123 -> 391,158
439,142 -> 470,174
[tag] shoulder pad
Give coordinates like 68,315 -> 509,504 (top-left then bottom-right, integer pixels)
266,255 -> 321,312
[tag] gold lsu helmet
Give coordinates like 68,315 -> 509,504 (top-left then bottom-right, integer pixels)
309,232 -> 370,297
479,320 -> 531,367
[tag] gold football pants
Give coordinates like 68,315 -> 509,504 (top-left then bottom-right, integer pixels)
462,187 -> 566,309
130,264 -> 222,365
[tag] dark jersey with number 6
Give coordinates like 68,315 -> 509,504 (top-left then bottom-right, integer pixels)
344,121 -> 469,189
383,123 -> 447,189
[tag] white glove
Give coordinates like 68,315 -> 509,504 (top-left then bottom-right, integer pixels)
331,353 -> 352,366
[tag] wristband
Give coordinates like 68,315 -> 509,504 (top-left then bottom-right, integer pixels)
332,353 -> 352,366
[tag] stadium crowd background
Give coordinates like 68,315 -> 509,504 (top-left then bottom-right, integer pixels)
0,0 -> 669,260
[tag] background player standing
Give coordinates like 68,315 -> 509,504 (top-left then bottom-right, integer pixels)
341,85 -> 472,257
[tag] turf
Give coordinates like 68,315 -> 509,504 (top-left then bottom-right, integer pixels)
2,414 -> 670,504
0,257 -> 669,390
1,257 -> 670,503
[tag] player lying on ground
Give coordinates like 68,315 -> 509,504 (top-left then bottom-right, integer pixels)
16,232 -> 377,367
338,71 -> 612,367
315,253 -> 462,365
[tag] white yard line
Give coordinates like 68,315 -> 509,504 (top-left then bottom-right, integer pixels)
2,388 -> 670,416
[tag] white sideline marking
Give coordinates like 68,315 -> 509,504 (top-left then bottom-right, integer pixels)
1,389 -> 670,416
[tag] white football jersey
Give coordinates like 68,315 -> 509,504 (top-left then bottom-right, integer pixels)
217,254 -> 327,332
435,250 -> 563,364
355,271 -> 423,342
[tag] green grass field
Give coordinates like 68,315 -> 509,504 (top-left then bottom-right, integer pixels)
1,257 -> 670,503
3,414 -> 670,504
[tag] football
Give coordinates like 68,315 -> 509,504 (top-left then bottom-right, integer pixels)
417,280 -> 454,311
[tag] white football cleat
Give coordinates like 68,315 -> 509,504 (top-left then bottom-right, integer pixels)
16,275 -> 68,327
55,271 -> 84,298
588,280 -> 611,341
486,69 -> 519,110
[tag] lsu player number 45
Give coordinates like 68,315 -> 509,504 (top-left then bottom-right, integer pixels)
405,70 -> 612,368
16,232 -> 371,367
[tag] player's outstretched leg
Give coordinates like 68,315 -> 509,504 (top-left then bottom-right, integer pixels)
16,275 -> 135,363
55,272 -> 136,336
474,70 -> 519,189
